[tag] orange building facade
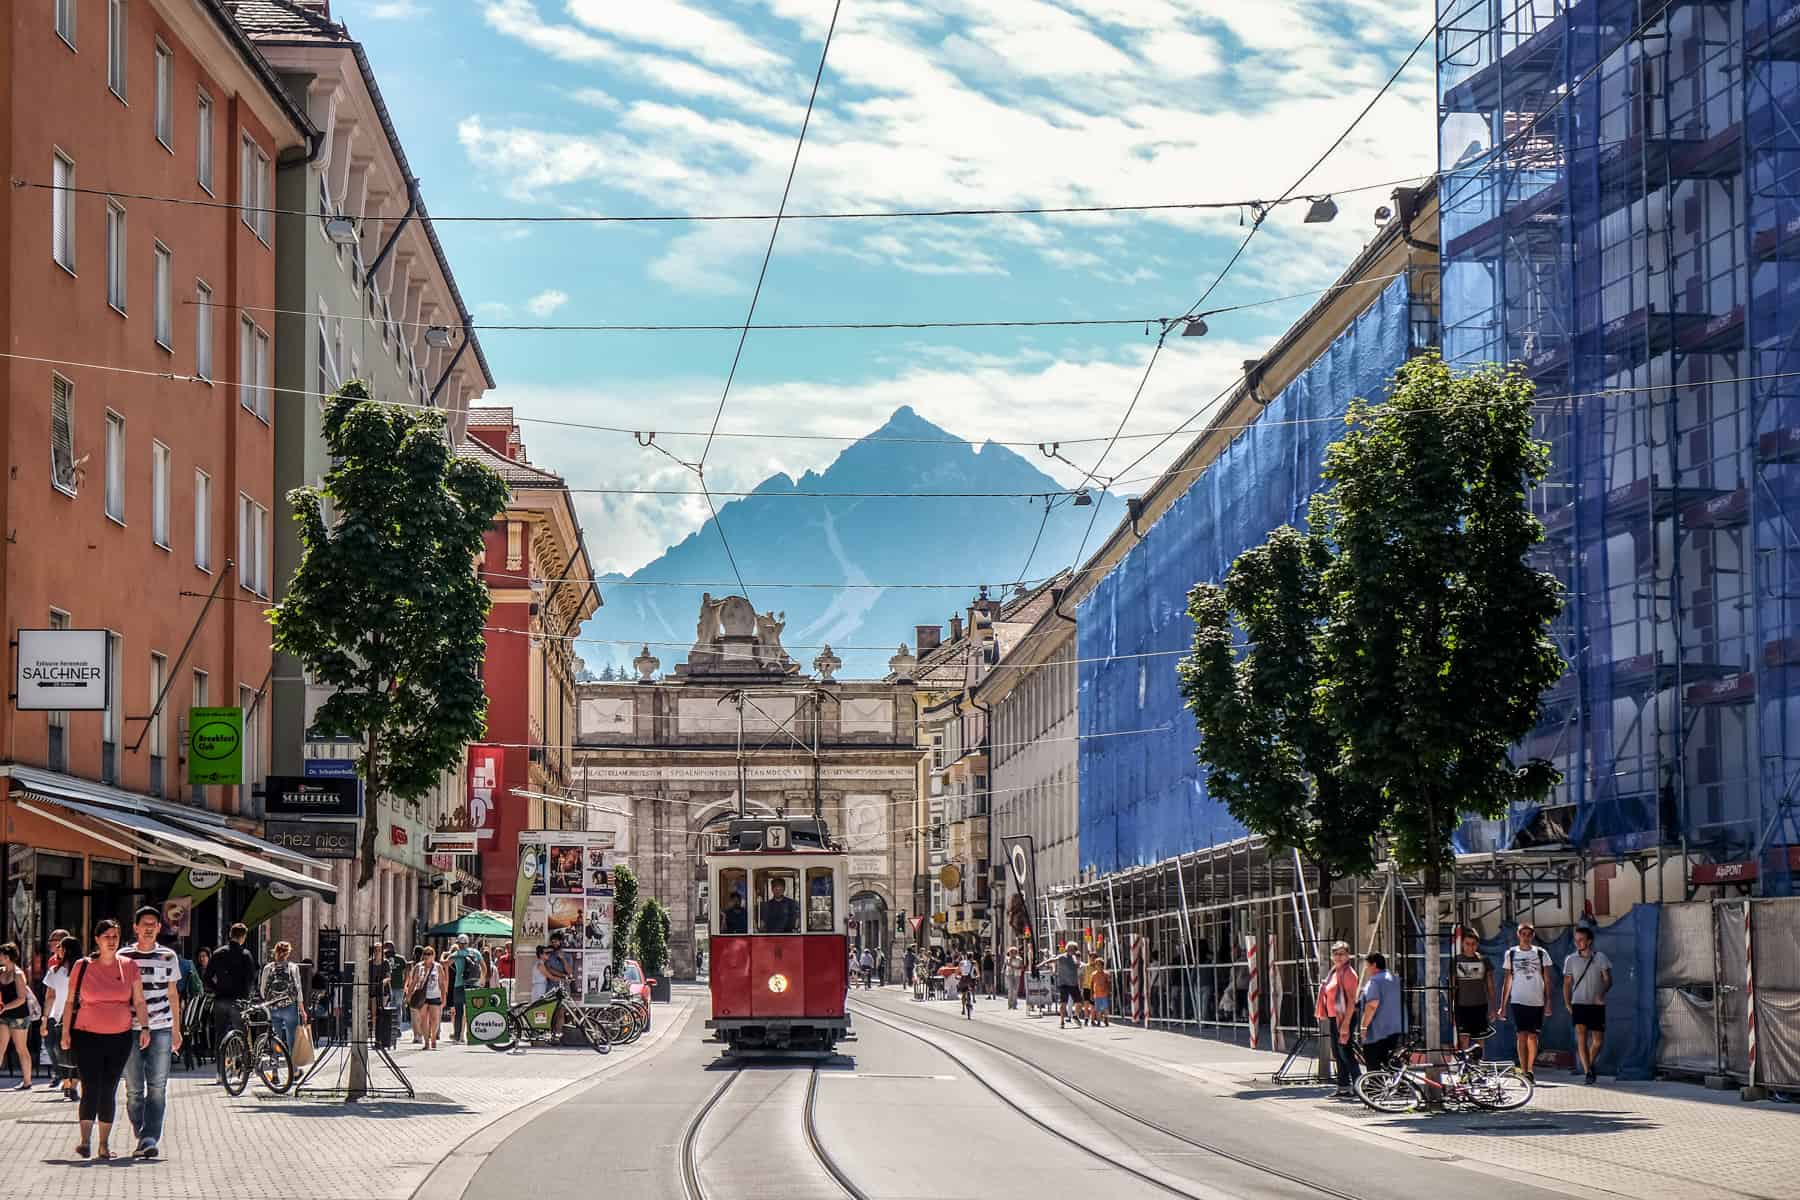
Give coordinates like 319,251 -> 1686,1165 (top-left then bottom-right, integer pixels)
0,1 -> 333,954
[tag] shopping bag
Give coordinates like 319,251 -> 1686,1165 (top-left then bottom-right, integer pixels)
290,1022 -> 316,1069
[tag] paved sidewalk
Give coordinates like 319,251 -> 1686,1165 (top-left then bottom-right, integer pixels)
871,988 -> 1800,1200
0,996 -> 693,1200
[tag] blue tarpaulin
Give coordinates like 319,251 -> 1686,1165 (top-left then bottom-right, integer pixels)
1076,277 -> 1415,876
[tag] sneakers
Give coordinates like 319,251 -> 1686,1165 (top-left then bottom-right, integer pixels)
132,1139 -> 159,1160
10,1081 -> 30,1091
1585,1070 -> 1597,1085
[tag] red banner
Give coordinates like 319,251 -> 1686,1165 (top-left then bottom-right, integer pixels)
467,745 -> 504,836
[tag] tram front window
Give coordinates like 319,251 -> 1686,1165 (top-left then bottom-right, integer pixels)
718,869 -> 748,934
806,867 -> 836,932
756,868 -> 802,933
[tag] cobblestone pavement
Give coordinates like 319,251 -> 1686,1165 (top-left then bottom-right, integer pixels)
862,989 -> 1800,1200
0,997 -> 693,1200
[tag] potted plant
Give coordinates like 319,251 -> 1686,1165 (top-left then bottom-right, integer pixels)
634,899 -> 673,1002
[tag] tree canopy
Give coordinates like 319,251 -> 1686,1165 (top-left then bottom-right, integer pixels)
269,380 -> 509,885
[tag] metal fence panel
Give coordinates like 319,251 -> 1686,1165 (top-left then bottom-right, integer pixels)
1657,901 -> 1714,986
1656,987 -> 1720,1074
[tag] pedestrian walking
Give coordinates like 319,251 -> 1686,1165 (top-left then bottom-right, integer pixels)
1498,922 -> 1554,1082
1079,951 -> 1102,1025
0,941 -> 38,1088
407,947 -> 447,1050
876,948 -> 886,986
407,946 -> 428,1043
903,947 -> 917,995
120,907 -> 181,1160
982,949 -> 997,999
1004,948 -> 1022,1010
182,946 -> 213,1069
1358,952 -> 1403,1070
62,919 -> 153,1161
957,951 -> 976,1018
1315,941 -> 1361,1098
40,933 -> 80,1101
1053,942 -> 1082,1028
259,942 -> 307,1055
203,923 -> 256,1051
385,943 -> 407,1018
445,935 -> 483,1041
1090,955 -> 1112,1026
1563,926 -> 1612,1084
859,946 -> 875,990
1449,929 -> 1493,1054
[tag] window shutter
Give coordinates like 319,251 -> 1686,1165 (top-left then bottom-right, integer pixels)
51,378 -> 76,490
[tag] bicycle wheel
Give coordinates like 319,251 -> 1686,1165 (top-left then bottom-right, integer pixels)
485,1015 -> 519,1052
1468,1066 -> 1534,1111
256,1035 -> 295,1093
574,1011 -> 612,1055
1355,1069 -> 1425,1113
593,1004 -> 633,1045
216,1030 -> 252,1097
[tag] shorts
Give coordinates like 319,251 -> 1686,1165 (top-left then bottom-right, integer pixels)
1571,1002 -> 1607,1032
0,1015 -> 28,1030
1081,988 -> 1093,1003
1455,1004 -> 1489,1036
1093,996 -> 1110,1013
1058,985 -> 1081,1005
1510,1002 -> 1545,1034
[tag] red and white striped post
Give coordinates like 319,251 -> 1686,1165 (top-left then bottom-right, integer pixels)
1131,935 -> 1147,1025
1746,902 -> 1758,1091
1246,933 -> 1261,1049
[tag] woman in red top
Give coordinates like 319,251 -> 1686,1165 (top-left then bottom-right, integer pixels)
59,919 -> 151,1160
1314,941 -> 1362,1097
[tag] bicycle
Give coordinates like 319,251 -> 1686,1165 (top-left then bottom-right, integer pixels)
1354,1034 -> 1532,1113
216,999 -> 294,1096
482,986 -> 609,1054
597,991 -> 650,1045
961,978 -> 976,1019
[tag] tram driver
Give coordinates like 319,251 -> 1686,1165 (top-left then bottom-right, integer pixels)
760,876 -> 801,933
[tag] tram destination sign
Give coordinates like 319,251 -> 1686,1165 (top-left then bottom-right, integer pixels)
15,629 -> 108,710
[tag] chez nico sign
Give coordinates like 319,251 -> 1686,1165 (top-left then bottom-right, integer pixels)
15,629 -> 108,711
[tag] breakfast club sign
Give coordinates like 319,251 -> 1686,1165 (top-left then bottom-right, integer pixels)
15,628 -> 108,711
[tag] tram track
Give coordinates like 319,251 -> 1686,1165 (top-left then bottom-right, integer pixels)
678,1063 -> 867,1200
852,999 -> 1371,1200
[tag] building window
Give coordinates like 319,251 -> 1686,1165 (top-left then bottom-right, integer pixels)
148,652 -> 167,796
317,303 -> 338,399
154,41 -> 173,148
51,375 -> 77,495
194,469 -> 211,570
191,670 -> 208,802
107,0 -> 126,99
240,134 -> 269,242
52,154 -> 75,270
102,632 -> 121,784
153,242 -> 171,347
104,410 -> 125,523
56,0 -> 76,47
48,610 -> 71,772
106,202 -> 126,311
196,91 -> 214,192
195,280 -> 213,378
239,493 -> 269,596
152,440 -> 170,547
238,684 -> 260,811
240,318 -> 269,419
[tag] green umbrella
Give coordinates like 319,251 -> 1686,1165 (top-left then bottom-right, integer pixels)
426,910 -> 513,938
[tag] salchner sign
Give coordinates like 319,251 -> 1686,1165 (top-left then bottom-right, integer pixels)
15,629 -> 108,710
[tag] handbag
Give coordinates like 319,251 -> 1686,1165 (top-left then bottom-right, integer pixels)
290,1022 -> 316,1069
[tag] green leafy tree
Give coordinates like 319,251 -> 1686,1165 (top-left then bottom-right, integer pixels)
1178,526 -> 1388,908
611,864 -> 639,963
634,898 -> 671,980
269,381 -> 508,887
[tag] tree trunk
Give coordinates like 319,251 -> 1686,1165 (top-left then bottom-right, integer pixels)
358,729 -> 379,888
1423,859 -> 1443,1053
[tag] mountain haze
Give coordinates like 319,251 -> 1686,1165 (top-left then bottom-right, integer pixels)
584,407 -> 1122,679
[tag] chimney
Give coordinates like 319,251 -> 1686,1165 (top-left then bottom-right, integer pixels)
915,624 -> 942,653
948,614 -> 963,642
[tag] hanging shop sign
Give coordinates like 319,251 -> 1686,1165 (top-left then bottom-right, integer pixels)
467,745 -> 503,838
161,868 -> 227,938
264,774 -> 362,819
15,628 -> 109,711
304,757 -> 359,779
187,707 -> 244,786
265,820 -> 357,859
425,831 -> 480,855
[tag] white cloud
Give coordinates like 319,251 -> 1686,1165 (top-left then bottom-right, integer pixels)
475,300 -> 513,318
525,289 -> 570,317
565,0 -> 782,72
366,0 -> 426,17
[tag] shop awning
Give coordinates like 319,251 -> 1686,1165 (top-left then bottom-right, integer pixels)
426,910 -> 512,938
7,766 -> 338,903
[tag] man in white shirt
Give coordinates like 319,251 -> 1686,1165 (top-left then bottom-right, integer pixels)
121,907 -> 182,1159
1563,926 -> 1613,1085
1497,921 -> 1554,1082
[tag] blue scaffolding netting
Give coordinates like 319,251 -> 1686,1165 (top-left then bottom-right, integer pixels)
1438,0 -> 1800,890
1076,278 -> 1415,876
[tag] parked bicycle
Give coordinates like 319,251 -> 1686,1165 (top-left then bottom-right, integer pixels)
1354,1033 -> 1533,1113
482,986 -> 609,1054
216,998 -> 294,1096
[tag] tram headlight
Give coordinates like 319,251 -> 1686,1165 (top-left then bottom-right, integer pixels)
767,973 -> 790,994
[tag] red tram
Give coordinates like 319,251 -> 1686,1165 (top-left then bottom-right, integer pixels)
704,817 -> 849,1057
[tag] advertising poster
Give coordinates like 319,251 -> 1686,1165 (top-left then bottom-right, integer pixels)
513,831 -> 624,1004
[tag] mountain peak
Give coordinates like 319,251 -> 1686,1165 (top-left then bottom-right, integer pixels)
871,405 -> 958,443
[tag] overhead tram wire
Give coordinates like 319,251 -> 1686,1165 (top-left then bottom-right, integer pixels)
9,169 -> 1439,226
1057,22 -> 1439,573
692,0 -> 843,605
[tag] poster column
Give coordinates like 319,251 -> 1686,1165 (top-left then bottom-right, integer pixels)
512,830 -> 622,1007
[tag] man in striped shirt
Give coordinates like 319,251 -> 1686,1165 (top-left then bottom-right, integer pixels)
122,906 -> 182,1160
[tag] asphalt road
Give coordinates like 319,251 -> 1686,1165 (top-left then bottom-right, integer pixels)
458,988 -> 1582,1200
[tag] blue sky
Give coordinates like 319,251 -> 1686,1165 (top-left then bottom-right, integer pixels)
343,0 -> 1438,573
